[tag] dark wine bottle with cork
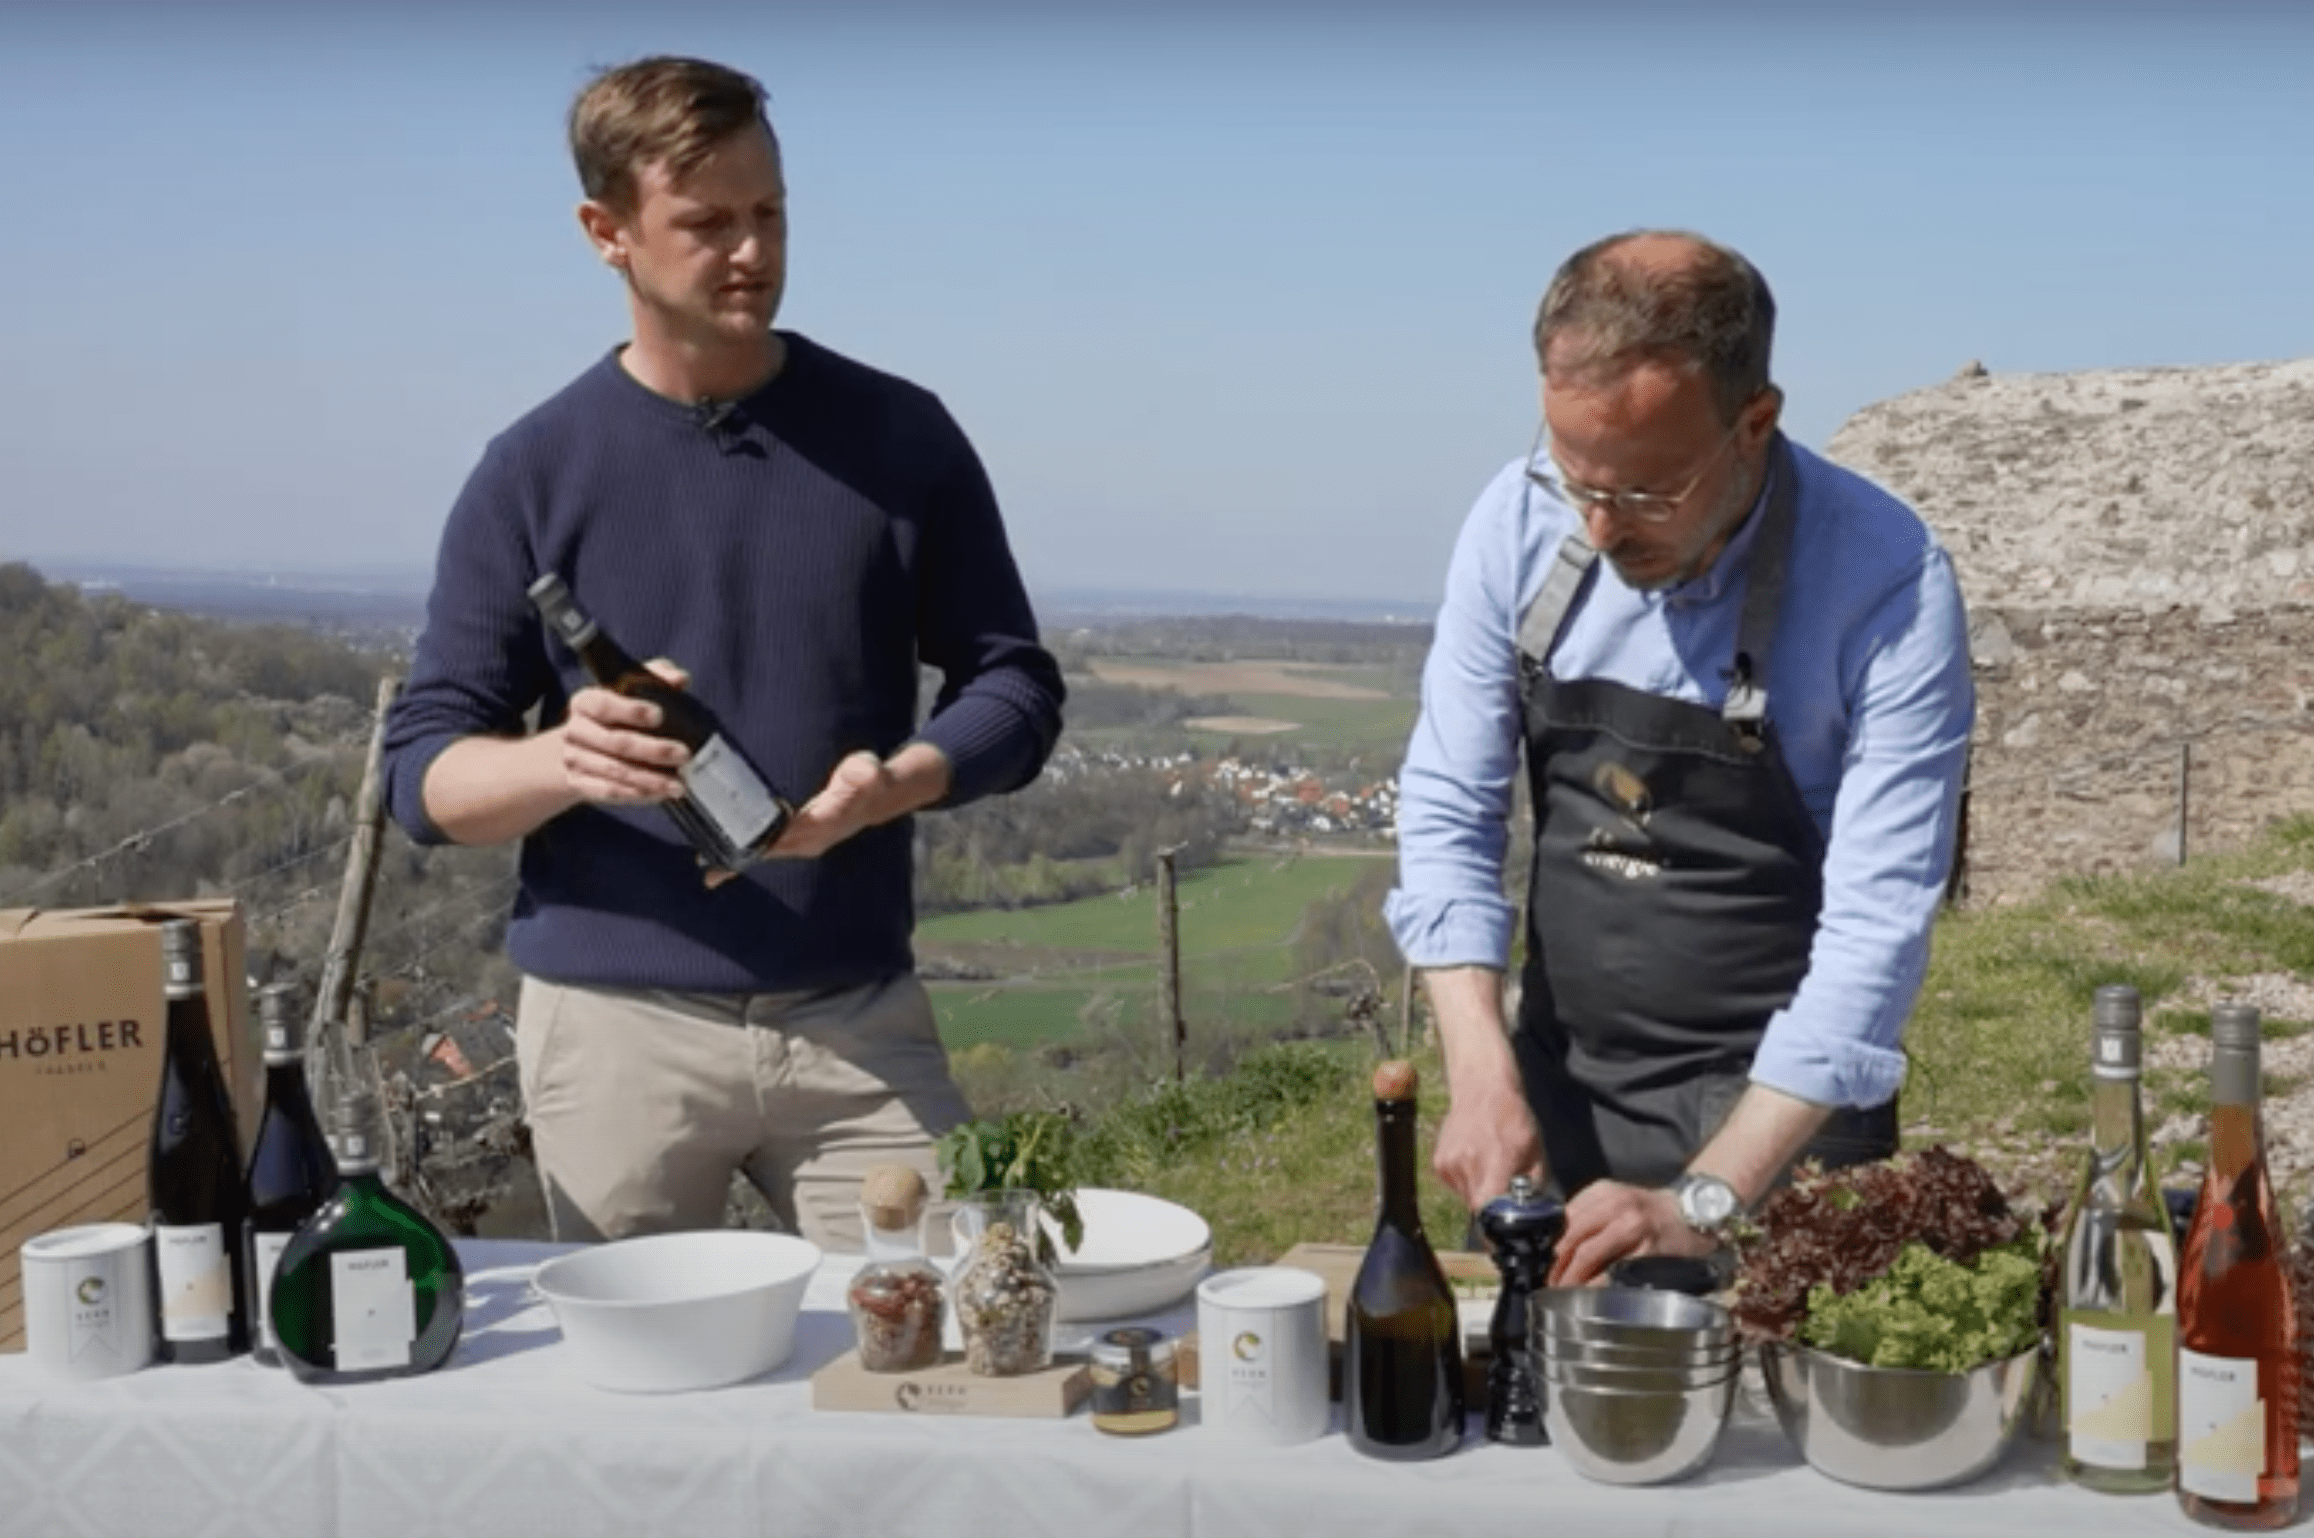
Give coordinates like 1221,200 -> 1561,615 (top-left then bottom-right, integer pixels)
1344,1059 -> 1465,1459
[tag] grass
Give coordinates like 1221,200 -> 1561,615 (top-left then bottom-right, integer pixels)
920,854 -> 1387,1049
919,853 -> 1370,955
1185,692 -> 1418,759
1063,1037 -> 1471,1268
1029,814 -> 2314,1263
1906,813 -> 2314,1170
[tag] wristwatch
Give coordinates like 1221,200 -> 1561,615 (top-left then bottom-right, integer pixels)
1670,1172 -> 1742,1238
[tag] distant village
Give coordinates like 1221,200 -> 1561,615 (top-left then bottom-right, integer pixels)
1040,742 -> 1401,841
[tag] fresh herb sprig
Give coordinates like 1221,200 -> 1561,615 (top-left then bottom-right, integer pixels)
935,1110 -> 1084,1259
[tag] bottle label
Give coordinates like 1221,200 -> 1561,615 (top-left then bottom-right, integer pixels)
2179,1349 -> 2267,1500
2065,1315 -> 2174,1468
330,1248 -> 416,1371
153,1223 -> 232,1342
681,735 -> 783,851
251,1230 -> 295,1352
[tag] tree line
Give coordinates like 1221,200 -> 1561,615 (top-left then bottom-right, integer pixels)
0,563 -> 1270,1034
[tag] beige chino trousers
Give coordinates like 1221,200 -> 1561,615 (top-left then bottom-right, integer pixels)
514,973 -> 971,1253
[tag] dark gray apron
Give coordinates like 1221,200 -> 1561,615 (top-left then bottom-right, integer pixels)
1512,435 -> 1896,1197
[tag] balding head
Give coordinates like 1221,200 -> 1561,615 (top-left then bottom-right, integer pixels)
1533,230 -> 1776,425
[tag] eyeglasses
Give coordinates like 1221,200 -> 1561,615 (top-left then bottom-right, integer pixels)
1524,420 -> 1742,525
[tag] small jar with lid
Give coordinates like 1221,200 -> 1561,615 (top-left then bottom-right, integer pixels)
1089,1326 -> 1179,1436
845,1165 -> 947,1373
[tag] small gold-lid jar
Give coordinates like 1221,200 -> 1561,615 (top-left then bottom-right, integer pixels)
1088,1326 -> 1179,1436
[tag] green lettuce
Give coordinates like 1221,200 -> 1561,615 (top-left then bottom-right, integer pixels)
1798,1235 -> 2043,1373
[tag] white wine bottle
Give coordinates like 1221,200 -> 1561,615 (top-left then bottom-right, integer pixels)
269,1082 -> 464,1384
1344,1060 -> 1464,1460
147,918 -> 249,1363
2058,984 -> 2178,1492
528,572 -> 793,886
241,982 -> 338,1367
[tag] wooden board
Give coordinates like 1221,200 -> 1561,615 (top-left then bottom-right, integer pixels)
1274,1242 -> 1498,1405
1275,1242 -> 1499,1343
810,1349 -> 1092,1417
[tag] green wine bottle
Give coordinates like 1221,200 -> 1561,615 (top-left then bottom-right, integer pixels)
269,1080 -> 464,1384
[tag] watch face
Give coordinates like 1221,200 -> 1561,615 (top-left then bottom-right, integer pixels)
1681,1177 -> 1737,1232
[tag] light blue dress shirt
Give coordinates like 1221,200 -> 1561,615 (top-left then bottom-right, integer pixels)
1384,437 -> 1975,1110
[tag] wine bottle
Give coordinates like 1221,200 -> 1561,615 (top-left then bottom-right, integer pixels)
242,982 -> 339,1367
2177,1001 -> 2300,1529
528,572 -> 793,886
269,1082 -> 464,1384
1344,1059 -> 1464,1460
147,918 -> 249,1363
2058,984 -> 2179,1492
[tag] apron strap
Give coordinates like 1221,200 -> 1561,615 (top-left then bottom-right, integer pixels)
1720,434 -> 1799,749
1515,503 -> 1599,672
1515,433 -> 1799,720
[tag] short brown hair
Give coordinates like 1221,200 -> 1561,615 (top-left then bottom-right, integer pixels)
569,56 -> 772,213
1533,231 -> 1775,424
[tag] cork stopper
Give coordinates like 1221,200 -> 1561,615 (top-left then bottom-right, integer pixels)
1373,1060 -> 1418,1102
860,1164 -> 929,1234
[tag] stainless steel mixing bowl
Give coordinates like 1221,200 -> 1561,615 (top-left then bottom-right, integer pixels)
1756,1339 -> 2041,1491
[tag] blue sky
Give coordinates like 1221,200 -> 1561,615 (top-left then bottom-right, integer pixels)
2,1 -> 2308,607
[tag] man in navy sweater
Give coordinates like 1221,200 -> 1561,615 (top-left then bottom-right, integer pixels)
382,56 -> 1064,1251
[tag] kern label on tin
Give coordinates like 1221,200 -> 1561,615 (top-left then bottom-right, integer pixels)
2179,1349 -> 2266,1501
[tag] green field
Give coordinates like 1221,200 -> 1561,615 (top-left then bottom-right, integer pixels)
1186,693 -> 1418,759
921,853 -> 1391,1048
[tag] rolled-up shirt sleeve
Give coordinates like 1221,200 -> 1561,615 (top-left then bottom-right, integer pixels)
1384,463 -> 1534,971
1748,545 -> 1974,1109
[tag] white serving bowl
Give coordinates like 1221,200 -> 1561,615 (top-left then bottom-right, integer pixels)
1033,1189 -> 1214,1321
532,1230 -> 822,1394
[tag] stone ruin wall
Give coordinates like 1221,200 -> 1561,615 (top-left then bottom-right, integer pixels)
1825,356 -> 2314,906
1954,604 -> 2314,905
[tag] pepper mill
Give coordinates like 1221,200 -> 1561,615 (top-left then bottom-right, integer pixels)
1478,1175 -> 1565,1446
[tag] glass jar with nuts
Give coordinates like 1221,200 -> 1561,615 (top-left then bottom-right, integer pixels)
846,1164 -> 947,1373
951,1189 -> 1057,1377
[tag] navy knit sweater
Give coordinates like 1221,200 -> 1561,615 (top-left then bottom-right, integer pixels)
382,335 -> 1065,994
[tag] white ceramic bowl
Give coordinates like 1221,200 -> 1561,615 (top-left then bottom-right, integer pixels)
532,1230 -> 822,1394
978,1189 -> 1208,1321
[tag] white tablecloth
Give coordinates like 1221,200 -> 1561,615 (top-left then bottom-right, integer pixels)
0,1240 -> 2230,1537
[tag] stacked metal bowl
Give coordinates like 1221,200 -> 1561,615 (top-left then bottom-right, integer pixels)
1534,1286 -> 1744,1484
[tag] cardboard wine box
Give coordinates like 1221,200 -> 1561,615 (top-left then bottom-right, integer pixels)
0,901 -> 254,1352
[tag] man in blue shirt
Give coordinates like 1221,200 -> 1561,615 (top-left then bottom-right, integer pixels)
1385,231 -> 1971,1284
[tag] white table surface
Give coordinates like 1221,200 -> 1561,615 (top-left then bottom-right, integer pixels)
0,1240 -> 2238,1538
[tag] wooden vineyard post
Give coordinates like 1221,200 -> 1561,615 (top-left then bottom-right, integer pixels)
309,674 -> 401,1107
1157,846 -> 1185,1084
2176,740 -> 2191,867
